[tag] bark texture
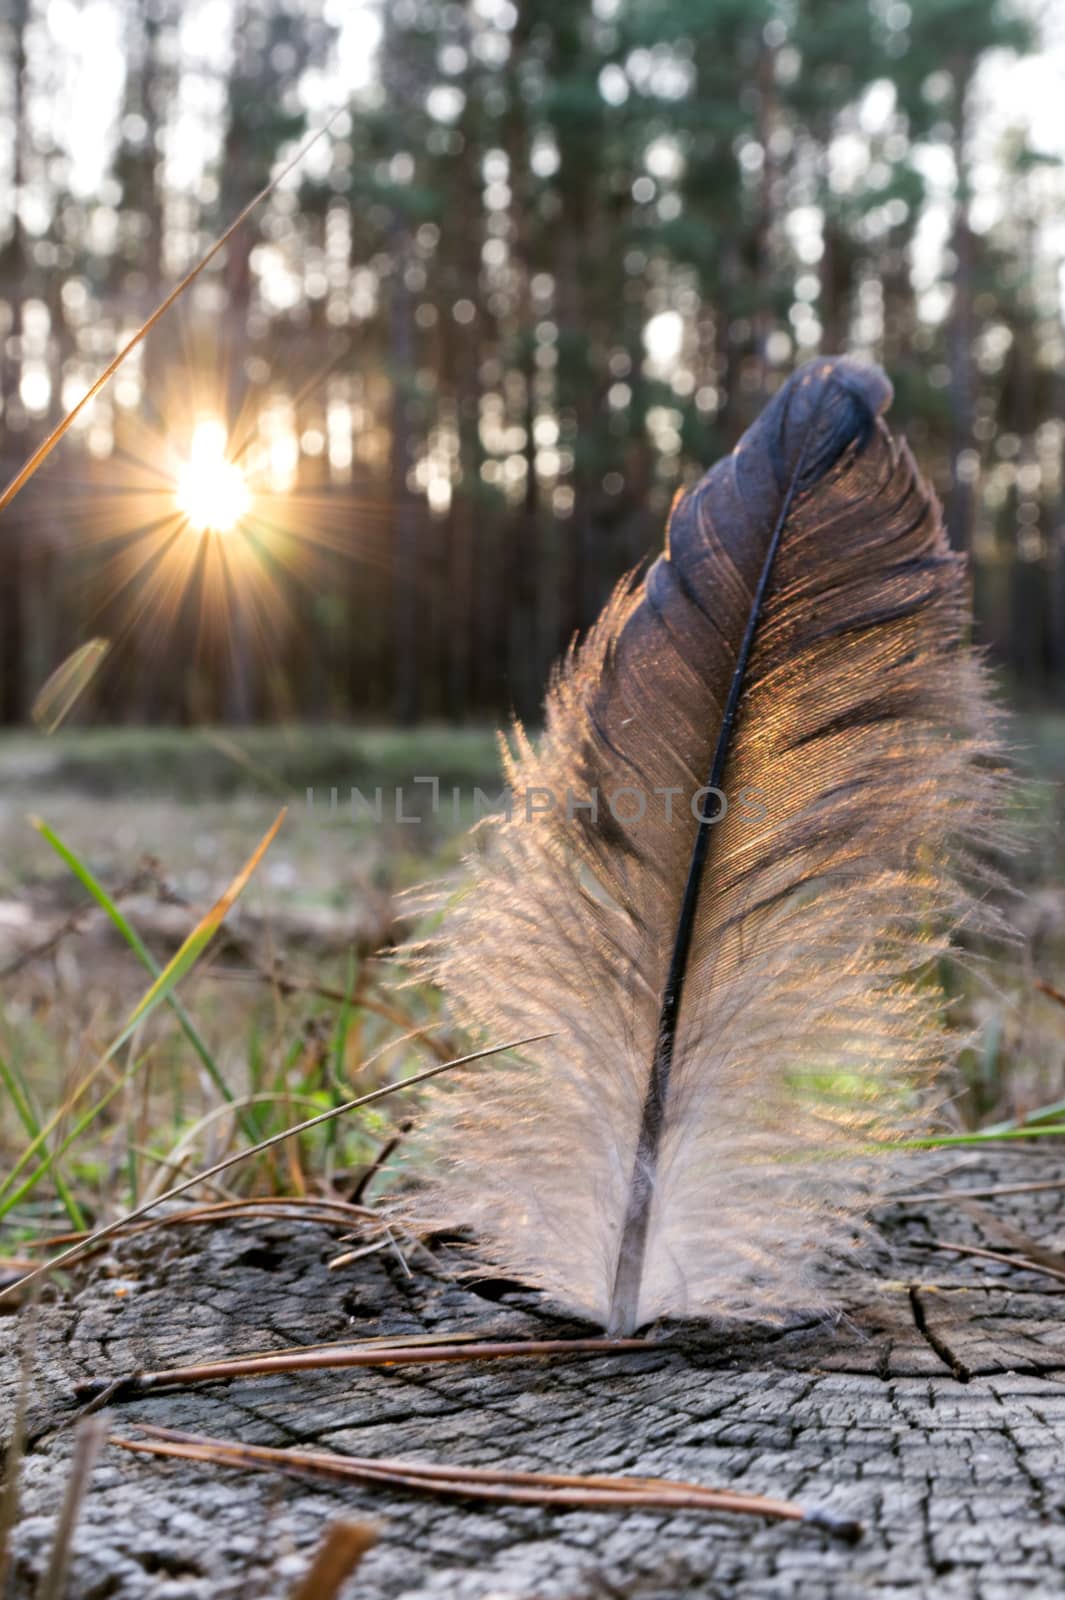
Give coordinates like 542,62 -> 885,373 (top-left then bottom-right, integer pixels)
5,1149 -> 1065,1599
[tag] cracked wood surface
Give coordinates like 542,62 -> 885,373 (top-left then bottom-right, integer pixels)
5,1149 -> 1065,1599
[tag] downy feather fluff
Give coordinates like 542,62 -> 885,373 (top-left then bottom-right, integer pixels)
414,356 -> 1002,1336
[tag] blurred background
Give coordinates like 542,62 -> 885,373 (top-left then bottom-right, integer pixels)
1,0 -> 1064,727
2,0 -> 1065,1253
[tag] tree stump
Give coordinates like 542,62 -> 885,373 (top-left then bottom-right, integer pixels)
4,1148 -> 1065,1598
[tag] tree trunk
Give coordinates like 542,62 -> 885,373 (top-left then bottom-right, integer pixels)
0,0 -> 30,726
389,216 -> 421,726
6,1147 -> 1065,1597
946,60 -> 976,555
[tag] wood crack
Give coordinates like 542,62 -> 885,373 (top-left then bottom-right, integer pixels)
907,1284 -> 971,1383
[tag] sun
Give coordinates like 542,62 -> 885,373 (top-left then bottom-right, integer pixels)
175,418 -> 251,533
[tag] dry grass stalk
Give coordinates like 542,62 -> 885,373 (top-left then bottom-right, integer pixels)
35,1415 -> 107,1600
0,113 -> 341,520
288,1520 -> 379,1599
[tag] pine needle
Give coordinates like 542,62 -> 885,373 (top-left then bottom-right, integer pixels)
113,1425 -> 863,1541
35,1415 -> 107,1600
925,1238 -> 1065,1285
75,1336 -> 653,1403
0,1291 -> 39,1593
289,1521 -> 378,1599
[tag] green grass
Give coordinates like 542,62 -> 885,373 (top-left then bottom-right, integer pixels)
0,713 -> 1063,1262
0,724 -> 479,1250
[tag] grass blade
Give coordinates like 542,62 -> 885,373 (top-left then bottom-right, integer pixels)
979,1095 -> 1065,1137
2,813 -> 282,1205
0,1067 -> 134,1223
103,809 -> 287,1060
31,818 -> 237,1103
0,1053 -> 85,1231
31,640 -> 111,734
900,1124 -> 1065,1149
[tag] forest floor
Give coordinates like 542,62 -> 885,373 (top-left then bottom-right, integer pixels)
0,722 -> 502,920
1,713 -> 1064,1150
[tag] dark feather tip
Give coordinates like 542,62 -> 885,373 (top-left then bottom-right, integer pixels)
767,356 -> 893,493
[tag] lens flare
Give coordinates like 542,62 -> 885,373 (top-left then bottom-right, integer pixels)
176,419 -> 251,533
44,357 -> 377,720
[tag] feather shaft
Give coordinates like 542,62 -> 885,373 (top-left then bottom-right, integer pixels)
607,384 -> 831,1335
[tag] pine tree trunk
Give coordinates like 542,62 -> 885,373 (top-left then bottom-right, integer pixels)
0,0 -> 30,726
388,215 -> 421,726
945,60 -> 976,555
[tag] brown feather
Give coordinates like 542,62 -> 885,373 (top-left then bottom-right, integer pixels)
413,357 -> 1005,1334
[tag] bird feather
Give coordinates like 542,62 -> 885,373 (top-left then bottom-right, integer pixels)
412,356 -> 1004,1335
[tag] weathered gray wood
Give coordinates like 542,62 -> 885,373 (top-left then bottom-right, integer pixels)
5,1149 -> 1065,1599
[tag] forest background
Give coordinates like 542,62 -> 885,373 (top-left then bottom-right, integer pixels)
0,0 -> 1062,727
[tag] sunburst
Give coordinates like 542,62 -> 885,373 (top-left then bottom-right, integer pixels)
175,419 -> 252,535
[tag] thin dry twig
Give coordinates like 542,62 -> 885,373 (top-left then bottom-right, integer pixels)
925,1237 -> 1065,1286
0,1031 -> 552,1307
113,1425 -> 862,1541
0,865 -> 155,982
349,1120 -> 412,1204
76,1336 -> 653,1403
1035,978 -> 1065,1009
289,1520 -> 379,1599
221,964 -> 457,1062
892,1179 -> 1065,1204
35,1415 -> 107,1600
